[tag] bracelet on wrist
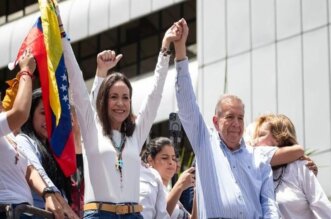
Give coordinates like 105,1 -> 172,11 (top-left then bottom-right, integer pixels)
160,47 -> 172,56
17,70 -> 34,80
42,187 -> 56,201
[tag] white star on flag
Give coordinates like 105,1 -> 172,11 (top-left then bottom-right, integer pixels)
61,74 -> 67,81
63,95 -> 69,102
60,84 -> 67,92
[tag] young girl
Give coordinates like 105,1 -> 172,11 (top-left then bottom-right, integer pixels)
141,137 -> 196,219
253,114 -> 331,219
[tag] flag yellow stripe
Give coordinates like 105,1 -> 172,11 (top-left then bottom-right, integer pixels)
39,0 -> 62,125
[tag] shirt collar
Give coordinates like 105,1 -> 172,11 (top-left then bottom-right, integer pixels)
219,134 -> 246,153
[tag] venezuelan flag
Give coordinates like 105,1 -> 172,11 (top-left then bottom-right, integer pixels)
37,0 -> 76,176
11,16 -> 76,176
5,18 -> 47,110
10,0 -> 76,176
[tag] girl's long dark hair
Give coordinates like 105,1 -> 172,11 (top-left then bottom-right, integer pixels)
21,89 -> 72,203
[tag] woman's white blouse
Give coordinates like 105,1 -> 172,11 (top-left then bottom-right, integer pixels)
63,37 -> 169,203
274,160 -> 331,219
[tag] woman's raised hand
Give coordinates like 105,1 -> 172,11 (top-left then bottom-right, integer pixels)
96,50 -> 123,77
18,48 -> 36,75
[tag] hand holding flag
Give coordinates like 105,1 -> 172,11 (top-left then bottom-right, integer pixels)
7,0 -> 76,176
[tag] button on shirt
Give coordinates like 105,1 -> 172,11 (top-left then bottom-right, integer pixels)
175,58 -> 279,219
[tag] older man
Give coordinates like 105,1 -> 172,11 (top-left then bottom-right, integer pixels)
173,19 -> 279,219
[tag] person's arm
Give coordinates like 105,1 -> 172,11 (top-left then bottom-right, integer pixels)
174,19 -> 209,153
299,161 -> 331,217
139,167 -> 158,219
265,145 -> 318,175
25,165 -> 64,219
16,134 -> 59,192
259,164 -> 280,218
134,21 -> 181,149
166,167 -> 195,216
57,6 -> 97,154
6,50 -> 36,132
63,36 -> 98,154
174,19 -> 186,61
71,108 -> 83,154
139,180 -> 157,219
155,173 -> 171,219
89,75 -> 104,111
270,145 -> 304,166
300,155 -> 318,176
139,166 -> 170,219
54,193 -> 80,219
18,137 -> 79,217
26,165 -> 79,219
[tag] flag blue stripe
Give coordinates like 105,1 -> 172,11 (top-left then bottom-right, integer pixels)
50,55 -> 72,156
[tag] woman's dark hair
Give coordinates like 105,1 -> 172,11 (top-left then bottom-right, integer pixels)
141,137 -> 174,163
96,72 -> 135,138
21,88 -> 72,203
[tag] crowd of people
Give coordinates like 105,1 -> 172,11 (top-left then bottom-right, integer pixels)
1,15 -> 331,219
